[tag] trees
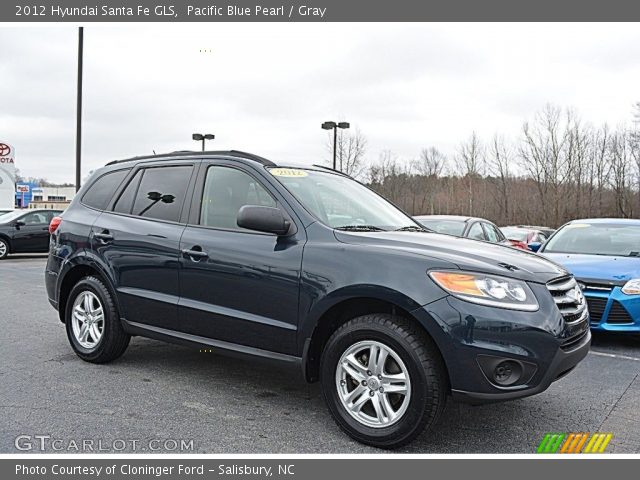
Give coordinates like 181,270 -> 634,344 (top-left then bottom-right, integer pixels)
455,132 -> 484,216
325,128 -> 367,179
358,103 -> 640,226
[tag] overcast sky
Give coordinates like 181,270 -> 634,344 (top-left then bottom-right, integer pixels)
1,23 -> 639,183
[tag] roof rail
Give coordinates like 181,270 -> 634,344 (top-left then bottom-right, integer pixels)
311,164 -> 349,176
105,150 -> 276,167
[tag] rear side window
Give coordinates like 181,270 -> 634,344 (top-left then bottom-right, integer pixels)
483,223 -> 502,242
131,166 -> 193,223
113,169 -> 143,214
468,222 -> 486,240
82,169 -> 130,210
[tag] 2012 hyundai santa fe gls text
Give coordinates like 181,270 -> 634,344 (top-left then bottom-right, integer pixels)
45,151 -> 590,448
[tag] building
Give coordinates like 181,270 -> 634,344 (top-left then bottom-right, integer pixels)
0,142 -> 16,210
15,182 -> 38,208
28,186 -> 76,210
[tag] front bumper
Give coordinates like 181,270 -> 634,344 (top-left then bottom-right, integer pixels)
411,282 -> 590,404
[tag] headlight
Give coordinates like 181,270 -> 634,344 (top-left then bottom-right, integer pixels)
429,271 -> 539,311
622,279 -> 640,295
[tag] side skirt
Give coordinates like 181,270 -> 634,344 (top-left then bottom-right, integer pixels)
121,319 -> 304,368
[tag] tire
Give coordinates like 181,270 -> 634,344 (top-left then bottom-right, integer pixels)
320,313 -> 446,449
0,238 -> 9,259
65,276 -> 130,363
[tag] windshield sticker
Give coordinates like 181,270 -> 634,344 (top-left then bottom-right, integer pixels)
270,168 -> 308,177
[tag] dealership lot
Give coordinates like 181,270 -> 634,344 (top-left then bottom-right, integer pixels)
1,255 -> 639,453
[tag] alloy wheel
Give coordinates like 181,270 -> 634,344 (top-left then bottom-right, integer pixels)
335,340 -> 411,428
71,291 -> 104,349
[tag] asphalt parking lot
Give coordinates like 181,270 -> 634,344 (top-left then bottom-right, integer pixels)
1,255 -> 639,454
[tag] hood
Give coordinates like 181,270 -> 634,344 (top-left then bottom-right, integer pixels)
541,253 -> 640,284
334,230 -> 567,283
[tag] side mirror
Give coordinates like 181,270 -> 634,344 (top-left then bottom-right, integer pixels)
528,241 -> 542,253
237,205 -> 291,236
14,220 -> 25,228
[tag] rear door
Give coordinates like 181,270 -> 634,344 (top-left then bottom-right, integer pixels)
177,162 -> 305,355
91,161 -> 197,329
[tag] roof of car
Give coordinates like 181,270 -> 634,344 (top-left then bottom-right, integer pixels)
102,150 -> 348,178
567,218 -> 640,225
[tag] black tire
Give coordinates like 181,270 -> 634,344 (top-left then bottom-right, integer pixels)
320,313 -> 447,449
65,276 -> 130,363
0,238 -> 9,260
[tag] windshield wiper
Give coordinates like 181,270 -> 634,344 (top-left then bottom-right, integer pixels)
335,225 -> 388,232
394,225 -> 428,232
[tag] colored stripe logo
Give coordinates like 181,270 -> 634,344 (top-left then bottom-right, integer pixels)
537,433 -> 612,453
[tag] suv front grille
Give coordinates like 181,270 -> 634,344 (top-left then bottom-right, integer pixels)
546,276 -> 588,324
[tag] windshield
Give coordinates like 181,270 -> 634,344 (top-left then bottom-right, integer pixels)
269,168 -> 417,231
501,228 -> 529,242
0,210 -> 26,223
544,223 -> 640,256
417,219 -> 466,236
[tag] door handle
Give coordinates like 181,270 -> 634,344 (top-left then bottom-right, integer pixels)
94,231 -> 114,244
181,247 -> 209,260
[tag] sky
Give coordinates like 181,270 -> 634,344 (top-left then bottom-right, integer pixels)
1,23 -> 639,183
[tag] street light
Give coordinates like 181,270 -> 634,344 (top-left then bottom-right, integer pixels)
322,121 -> 350,170
192,133 -> 215,151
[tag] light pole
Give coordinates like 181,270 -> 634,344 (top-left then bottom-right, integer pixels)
75,27 -> 84,192
322,121 -> 350,170
192,133 -> 215,151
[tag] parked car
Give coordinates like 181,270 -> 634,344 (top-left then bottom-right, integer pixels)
501,226 -> 550,252
0,209 -> 13,216
515,225 -> 555,238
414,215 -> 511,246
540,218 -> 640,333
0,209 -> 63,259
45,151 -> 589,448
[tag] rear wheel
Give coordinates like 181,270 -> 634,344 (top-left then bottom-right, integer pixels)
0,238 -> 9,259
65,276 -> 130,363
320,313 -> 447,448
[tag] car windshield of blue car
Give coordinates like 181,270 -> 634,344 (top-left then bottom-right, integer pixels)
269,167 -> 418,231
544,223 -> 640,256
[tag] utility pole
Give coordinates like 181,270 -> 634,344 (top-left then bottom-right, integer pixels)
75,27 -> 84,192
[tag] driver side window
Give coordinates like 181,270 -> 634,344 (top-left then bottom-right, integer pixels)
21,212 -> 48,225
200,166 -> 277,230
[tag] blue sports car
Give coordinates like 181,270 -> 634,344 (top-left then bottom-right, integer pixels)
540,218 -> 640,333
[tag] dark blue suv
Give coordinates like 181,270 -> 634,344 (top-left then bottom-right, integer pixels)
45,151 -> 590,448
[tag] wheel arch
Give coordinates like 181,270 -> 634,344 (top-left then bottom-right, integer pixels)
57,255 -> 119,324
301,290 -> 450,389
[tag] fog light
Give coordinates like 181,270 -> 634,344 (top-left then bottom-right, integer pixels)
493,360 -> 522,386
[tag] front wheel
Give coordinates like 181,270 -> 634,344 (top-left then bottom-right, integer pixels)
320,314 -> 447,448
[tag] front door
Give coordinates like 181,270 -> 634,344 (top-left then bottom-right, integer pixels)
178,163 -> 305,355
12,210 -> 55,252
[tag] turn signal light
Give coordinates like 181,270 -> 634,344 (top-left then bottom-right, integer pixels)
49,216 -> 62,234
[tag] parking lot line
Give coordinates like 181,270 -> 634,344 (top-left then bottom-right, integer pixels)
590,350 -> 640,362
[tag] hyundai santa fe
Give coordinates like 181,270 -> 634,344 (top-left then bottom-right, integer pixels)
45,150 -> 590,448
